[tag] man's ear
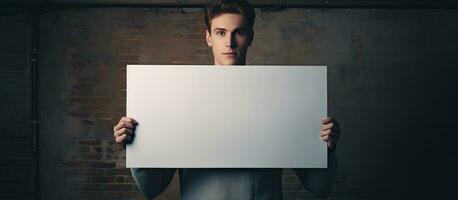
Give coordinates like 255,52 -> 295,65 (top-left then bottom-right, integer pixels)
248,30 -> 254,47
206,29 -> 212,47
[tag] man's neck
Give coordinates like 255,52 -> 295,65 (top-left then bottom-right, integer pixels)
213,61 -> 246,66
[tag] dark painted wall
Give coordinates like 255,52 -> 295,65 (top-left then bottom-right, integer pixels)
1,6 -> 457,200
0,14 -> 36,199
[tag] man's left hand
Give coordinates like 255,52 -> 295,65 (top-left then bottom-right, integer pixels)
320,116 -> 341,152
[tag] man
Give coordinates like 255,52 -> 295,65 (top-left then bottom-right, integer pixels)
113,0 -> 340,199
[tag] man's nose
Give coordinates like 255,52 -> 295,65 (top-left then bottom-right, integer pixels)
226,34 -> 237,49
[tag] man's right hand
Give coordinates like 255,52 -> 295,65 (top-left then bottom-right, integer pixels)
113,116 -> 138,145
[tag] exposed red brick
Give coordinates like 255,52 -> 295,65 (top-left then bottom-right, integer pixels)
132,184 -> 139,191
104,183 -> 132,191
92,175 -> 115,183
93,147 -> 103,152
119,54 -> 140,62
90,161 -> 116,168
115,176 -> 125,183
117,191 -> 136,198
119,47 -> 140,54
67,168 -> 106,175
186,33 -> 205,40
72,183 -> 105,191
65,161 -> 89,168
74,190 -> 122,198
105,147 -> 115,152
120,40 -> 141,49
125,176 -> 135,183
66,111 -> 90,118
79,140 -> 101,146
65,175 -> 91,183
79,152 -> 103,160
107,168 -> 131,175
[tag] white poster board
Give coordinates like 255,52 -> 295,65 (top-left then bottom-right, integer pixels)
126,65 -> 327,168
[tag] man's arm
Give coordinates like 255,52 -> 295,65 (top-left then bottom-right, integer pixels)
117,143 -> 177,199
113,117 -> 176,199
130,168 -> 177,199
294,116 -> 340,199
293,150 -> 338,199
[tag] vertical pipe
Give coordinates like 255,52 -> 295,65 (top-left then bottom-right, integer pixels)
30,10 -> 40,200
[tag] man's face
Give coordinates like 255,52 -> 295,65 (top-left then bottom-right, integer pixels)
206,13 -> 254,65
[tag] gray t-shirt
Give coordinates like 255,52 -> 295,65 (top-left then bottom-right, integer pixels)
130,151 -> 337,200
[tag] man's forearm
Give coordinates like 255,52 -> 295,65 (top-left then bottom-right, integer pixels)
120,141 -> 176,198
130,168 -> 177,199
294,151 -> 338,199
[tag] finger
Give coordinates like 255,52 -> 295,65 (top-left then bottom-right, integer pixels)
116,134 -> 133,143
320,129 -> 331,137
115,134 -> 127,143
124,128 -> 133,136
114,128 -> 133,138
114,117 -> 133,130
321,135 -> 329,142
113,122 -> 122,132
113,129 -> 123,137
120,121 -> 134,129
322,122 -> 334,131
126,135 -> 132,142
122,117 -> 138,125
322,116 -> 332,124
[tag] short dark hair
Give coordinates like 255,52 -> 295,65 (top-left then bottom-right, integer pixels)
204,0 -> 255,33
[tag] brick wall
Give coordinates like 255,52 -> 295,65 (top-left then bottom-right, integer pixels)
0,6 -> 456,200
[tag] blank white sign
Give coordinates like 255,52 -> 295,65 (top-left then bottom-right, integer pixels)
126,65 -> 327,168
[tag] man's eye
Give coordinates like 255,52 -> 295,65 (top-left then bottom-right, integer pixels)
236,31 -> 246,36
217,31 -> 225,36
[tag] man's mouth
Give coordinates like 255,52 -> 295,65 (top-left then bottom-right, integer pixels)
223,52 -> 237,57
